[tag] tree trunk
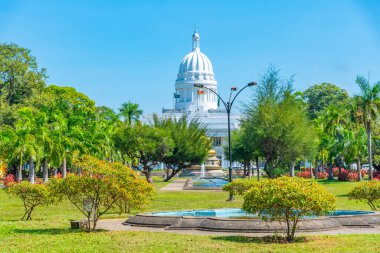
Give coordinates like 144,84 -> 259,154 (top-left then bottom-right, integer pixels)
321,156 -> 325,173
242,163 -> 247,178
142,167 -> 153,184
310,161 -> 313,179
17,157 -> 23,182
255,157 -> 260,181
289,164 -> 295,177
357,158 -> 362,181
42,158 -> 49,183
314,159 -> 318,178
328,160 -> 334,180
28,157 -> 35,184
164,168 -> 181,182
338,155 -> 342,174
52,168 -> 57,177
61,156 -> 67,178
366,125 -> 373,180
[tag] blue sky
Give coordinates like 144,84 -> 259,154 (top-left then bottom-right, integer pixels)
1,0 -> 379,113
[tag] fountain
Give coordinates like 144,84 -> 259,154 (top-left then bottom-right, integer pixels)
124,208 -> 380,232
182,150 -> 225,178
200,163 -> 205,178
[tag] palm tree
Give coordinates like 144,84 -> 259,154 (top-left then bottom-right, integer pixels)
355,75 -> 380,180
118,101 -> 143,125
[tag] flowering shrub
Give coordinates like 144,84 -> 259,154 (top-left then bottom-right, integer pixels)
243,177 -> 335,242
296,171 -> 311,178
6,181 -> 56,220
360,169 -> 366,178
4,174 -> 15,187
56,172 -> 62,178
347,172 -> 359,181
223,178 -> 257,195
50,155 -> 154,232
337,169 -> 349,181
373,171 -> 380,180
332,167 -> 339,177
317,172 -> 328,179
348,181 -> 380,211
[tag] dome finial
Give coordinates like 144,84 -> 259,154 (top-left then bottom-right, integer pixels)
192,28 -> 200,51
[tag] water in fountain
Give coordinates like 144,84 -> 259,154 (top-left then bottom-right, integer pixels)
200,163 -> 205,178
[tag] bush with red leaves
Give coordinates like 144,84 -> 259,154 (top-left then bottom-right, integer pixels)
296,171 -> 312,178
337,169 -> 349,181
4,174 -> 15,187
317,172 -> 329,179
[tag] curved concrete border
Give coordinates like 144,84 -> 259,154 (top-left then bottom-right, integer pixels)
124,212 -> 380,233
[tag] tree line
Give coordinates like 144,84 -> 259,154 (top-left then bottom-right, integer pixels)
0,43 -> 210,184
229,65 -> 380,181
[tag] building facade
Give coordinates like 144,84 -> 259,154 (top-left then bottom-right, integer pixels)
143,31 -> 240,168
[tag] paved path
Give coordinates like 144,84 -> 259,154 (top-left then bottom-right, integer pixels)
97,218 -> 380,236
159,179 -> 186,191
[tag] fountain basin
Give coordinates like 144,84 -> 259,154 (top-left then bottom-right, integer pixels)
184,178 -> 229,190
124,208 -> 380,232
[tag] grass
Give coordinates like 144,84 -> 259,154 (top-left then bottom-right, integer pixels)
0,176 -> 379,252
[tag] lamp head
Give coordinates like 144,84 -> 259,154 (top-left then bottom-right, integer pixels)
247,82 -> 257,87
194,83 -> 204,88
231,86 -> 237,91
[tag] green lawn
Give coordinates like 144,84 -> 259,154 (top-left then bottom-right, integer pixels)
0,177 -> 379,252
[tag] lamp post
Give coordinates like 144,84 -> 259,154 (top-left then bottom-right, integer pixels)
194,82 -> 257,201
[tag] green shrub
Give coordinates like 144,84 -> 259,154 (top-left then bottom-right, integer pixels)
243,177 -> 335,242
50,156 -> 154,232
222,178 -> 257,195
6,181 -> 57,220
348,181 -> 380,211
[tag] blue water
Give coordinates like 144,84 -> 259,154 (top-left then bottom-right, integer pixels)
192,178 -> 229,188
152,208 -> 374,218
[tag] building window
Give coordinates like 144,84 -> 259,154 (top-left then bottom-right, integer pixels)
212,137 -> 222,147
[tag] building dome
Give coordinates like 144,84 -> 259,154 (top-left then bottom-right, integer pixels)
174,31 -> 218,112
176,32 -> 215,82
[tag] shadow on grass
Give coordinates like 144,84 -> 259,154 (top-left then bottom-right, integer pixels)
13,228 -> 108,235
212,235 -> 308,244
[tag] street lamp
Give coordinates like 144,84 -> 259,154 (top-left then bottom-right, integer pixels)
194,81 -> 257,201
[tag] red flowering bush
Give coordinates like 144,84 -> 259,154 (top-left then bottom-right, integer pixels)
373,171 -> 380,180
296,171 -> 312,178
56,172 -> 62,178
317,172 -> 328,179
4,174 -> 15,187
347,172 -> 359,181
332,167 -> 339,177
360,169 -> 366,178
337,169 -> 349,181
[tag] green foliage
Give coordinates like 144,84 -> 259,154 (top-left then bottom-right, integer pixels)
50,156 -> 154,231
243,177 -> 336,242
348,180 -> 380,211
303,83 -> 349,119
153,115 -> 211,181
222,178 -> 257,195
118,101 -> 143,124
354,75 -> 380,179
113,123 -> 173,183
6,181 -> 56,220
0,43 -> 46,106
243,93 -> 317,178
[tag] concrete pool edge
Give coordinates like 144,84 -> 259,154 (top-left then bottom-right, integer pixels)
124,212 -> 380,233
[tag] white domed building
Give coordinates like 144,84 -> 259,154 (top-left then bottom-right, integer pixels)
144,31 -> 241,169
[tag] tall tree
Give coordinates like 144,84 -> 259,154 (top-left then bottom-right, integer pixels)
113,123 -> 173,183
154,115 -> 211,182
118,101 -> 143,125
0,43 -> 46,106
355,75 -> 380,179
303,83 -> 349,119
